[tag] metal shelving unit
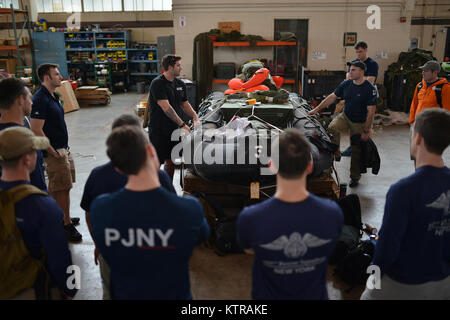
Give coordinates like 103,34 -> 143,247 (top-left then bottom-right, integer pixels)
34,29 -> 159,91
64,31 -> 129,90
127,47 -> 159,90
0,4 -> 35,83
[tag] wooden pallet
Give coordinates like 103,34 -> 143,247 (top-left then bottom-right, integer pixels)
76,86 -> 112,106
182,167 -> 340,207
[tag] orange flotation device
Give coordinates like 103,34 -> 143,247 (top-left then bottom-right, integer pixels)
242,68 -> 269,89
228,78 -> 244,90
225,68 -> 270,95
272,76 -> 284,88
224,88 -> 237,95
244,84 -> 270,92
224,85 -> 270,95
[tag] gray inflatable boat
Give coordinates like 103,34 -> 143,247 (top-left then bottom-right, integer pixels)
180,90 -> 337,186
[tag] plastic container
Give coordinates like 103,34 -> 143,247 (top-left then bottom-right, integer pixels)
139,63 -> 148,73
137,82 -> 146,94
215,63 -> 236,79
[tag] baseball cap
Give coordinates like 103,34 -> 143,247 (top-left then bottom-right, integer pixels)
347,60 -> 367,72
0,127 -> 49,161
419,60 -> 441,72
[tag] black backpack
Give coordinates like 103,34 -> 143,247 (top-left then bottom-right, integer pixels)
329,194 -> 363,265
213,215 -> 244,256
192,192 -> 244,256
334,240 -> 375,289
330,194 -> 377,289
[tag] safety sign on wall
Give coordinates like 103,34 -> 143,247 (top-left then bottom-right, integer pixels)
179,16 -> 186,28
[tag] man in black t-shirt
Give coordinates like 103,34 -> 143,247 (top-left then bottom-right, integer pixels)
147,54 -> 199,180
309,61 -> 377,187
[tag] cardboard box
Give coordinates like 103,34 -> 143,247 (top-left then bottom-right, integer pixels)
55,81 -> 80,113
0,58 -> 17,74
218,22 -> 240,33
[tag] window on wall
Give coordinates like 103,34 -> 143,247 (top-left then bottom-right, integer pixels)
124,0 -> 172,11
36,0 -> 82,13
35,0 -> 172,12
84,0 -> 122,12
0,0 -> 19,9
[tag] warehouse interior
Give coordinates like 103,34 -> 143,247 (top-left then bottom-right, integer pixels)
0,0 -> 449,302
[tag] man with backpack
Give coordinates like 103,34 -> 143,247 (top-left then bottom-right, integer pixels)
0,127 -> 77,299
361,108 -> 450,299
409,60 -> 450,124
0,78 -> 47,192
236,129 -> 343,300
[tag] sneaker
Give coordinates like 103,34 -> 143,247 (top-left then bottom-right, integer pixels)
341,146 -> 352,157
70,217 -> 80,226
64,223 -> 82,243
349,179 -> 359,188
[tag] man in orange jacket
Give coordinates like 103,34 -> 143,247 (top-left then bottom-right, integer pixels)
409,61 -> 450,125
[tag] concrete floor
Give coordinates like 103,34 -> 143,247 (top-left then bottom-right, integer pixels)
65,92 -> 450,300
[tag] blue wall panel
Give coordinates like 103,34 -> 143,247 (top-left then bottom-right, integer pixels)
32,32 -> 69,78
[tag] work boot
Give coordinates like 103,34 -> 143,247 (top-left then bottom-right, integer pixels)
64,223 -> 82,243
349,179 -> 359,188
334,151 -> 341,162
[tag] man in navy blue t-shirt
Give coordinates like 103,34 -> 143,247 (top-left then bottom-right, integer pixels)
81,114 -> 176,299
30,63 -> 81,243
0,127 -> 77,299
0,78 -> 47,192
91,125 -> 209,299
361,108 -> 450,300
309,60 -> 377,187
237,129 -> 343,300
341,41 -> 379,157
346,41 -> 379,84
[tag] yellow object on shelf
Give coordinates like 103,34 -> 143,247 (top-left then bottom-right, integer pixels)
36,20 -> 47,32
246,99 -> 257,105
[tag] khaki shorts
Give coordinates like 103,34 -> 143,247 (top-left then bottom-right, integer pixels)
98,253 -> 111,300
44,148 -> 75,192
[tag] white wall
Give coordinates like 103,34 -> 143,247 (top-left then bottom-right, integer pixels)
410,0 -> 450,61
173,0 -> 415,84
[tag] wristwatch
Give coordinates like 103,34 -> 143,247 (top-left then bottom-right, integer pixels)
363,129 -> 369,134
178,122 -> 186,129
